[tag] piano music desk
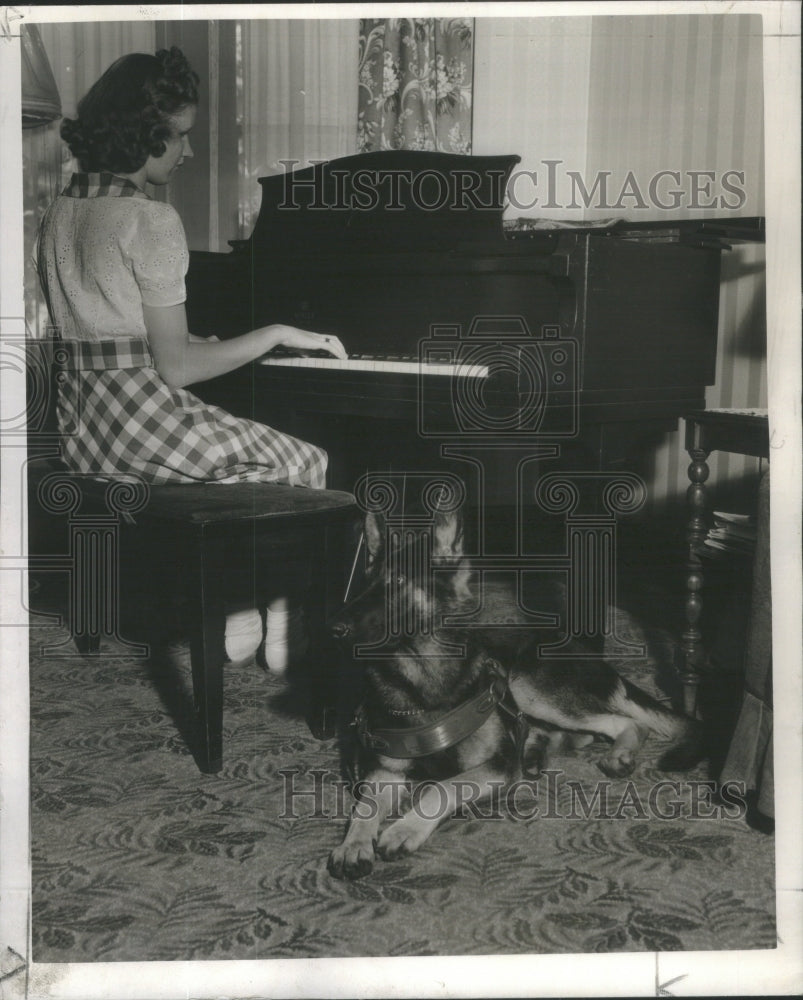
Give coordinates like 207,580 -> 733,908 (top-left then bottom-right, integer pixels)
681,408 -> 769,717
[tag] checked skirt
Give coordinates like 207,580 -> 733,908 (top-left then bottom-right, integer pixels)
55,339 -> 327,488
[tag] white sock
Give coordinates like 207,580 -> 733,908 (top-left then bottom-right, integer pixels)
263,606 -> 308,676
224,608 -> 263,663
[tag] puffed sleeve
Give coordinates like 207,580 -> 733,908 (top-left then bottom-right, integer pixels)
128,202 -> 189,307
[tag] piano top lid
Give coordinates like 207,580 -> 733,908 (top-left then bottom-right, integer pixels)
247,150 -> 522,251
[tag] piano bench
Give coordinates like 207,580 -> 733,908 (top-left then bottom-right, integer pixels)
28,458 -> 358,774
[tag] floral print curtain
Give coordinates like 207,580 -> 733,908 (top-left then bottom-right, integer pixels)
358,18 -> 474,154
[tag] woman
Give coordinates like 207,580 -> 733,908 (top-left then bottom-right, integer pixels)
37,47 -> 346,671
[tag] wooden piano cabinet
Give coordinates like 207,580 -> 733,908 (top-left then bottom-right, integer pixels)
680,409 -> 770,717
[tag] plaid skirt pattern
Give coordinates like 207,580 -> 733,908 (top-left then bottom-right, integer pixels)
55,339 -> 327,488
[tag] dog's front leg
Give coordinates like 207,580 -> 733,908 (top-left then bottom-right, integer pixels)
377,762 -> 504,862
328,760 -> 411,880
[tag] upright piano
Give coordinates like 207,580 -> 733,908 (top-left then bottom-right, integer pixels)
186,150 -> 763,510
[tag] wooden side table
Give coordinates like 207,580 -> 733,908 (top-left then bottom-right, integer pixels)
681,408 -> 769,716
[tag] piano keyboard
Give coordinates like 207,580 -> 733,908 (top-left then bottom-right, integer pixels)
258,353 -> 489,378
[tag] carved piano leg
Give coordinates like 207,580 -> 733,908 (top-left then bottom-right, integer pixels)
681,447 -> 710,717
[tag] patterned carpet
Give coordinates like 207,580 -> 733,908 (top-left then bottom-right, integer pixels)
29,589 -> 776,963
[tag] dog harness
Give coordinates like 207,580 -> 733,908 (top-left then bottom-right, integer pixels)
353,657 -> 532,771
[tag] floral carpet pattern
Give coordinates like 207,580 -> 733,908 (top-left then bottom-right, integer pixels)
29,601 -> 776,963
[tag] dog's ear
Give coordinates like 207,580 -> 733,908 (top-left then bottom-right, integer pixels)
432,508 -> 473,599
432,508 -> 464,560
448,560 -> 474,601
364,511 -> 386,574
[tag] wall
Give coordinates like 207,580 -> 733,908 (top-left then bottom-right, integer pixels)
473,17 -> 593,222
586,14 -> 764,221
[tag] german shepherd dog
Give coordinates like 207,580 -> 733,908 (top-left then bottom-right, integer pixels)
327,507 -> 704,880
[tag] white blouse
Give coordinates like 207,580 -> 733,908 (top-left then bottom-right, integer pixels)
38,181 -> 189,342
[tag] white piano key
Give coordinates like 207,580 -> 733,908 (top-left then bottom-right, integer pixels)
258,356 -> 489,378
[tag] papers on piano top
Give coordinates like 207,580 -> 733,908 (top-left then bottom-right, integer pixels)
703,510 -> 758,558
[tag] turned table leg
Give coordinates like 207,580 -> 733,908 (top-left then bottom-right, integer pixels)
681,446 -> 710,717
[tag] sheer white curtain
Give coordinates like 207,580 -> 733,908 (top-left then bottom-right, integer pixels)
237,19 -> 359,236
38,21 -> 156,134
25,21 -> 155,338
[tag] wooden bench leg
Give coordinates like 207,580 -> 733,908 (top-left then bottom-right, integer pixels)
305,517 -> 360,739
304,526 -> 334,739
74,632 -> 102,655
186,532 -> 227,773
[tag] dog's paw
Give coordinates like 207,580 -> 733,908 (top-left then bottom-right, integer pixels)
376,819 -> 430,861
598,749 -> 636,778
327,841 -> 376,880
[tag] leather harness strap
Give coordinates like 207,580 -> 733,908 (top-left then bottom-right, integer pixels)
354,659 -> 532,769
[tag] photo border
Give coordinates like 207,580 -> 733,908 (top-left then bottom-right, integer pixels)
1,3 -> 800,997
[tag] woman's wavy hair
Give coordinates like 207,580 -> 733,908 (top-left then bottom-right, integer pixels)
61,47 -> 199,174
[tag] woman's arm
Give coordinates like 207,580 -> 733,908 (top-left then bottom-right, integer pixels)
143,303 -> 346,389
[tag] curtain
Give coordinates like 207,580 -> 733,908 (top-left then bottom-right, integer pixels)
24,21 -> 155,339
21,25 -> 61,128
237,19 -> 359,238
357,18 -> 474,153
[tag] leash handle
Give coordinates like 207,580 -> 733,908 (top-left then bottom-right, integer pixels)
343,531 -> 364,604
484,657 -> 541,780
